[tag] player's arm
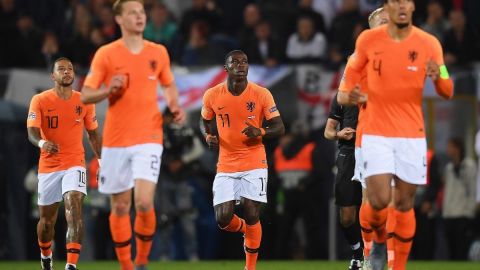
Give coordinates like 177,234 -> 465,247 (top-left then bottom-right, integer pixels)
242,116 -> 285,139
27,127 -> 59,154
337,32 -> 369,106
427,37 -> 454,99
201,91 -> 218,149
324,118 -> 340,140
162,83 -> 185,123
81,75 -> 126,104
86,128 -> 102,159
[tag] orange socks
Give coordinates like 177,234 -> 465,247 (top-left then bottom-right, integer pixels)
110,213 -> 133,270
386,206 -> 396,269
134,208 -> 156,266
244,222 -> 262,270
359,203 -> 374,257
66,242 -> 81,266
393,209 -> 415,270
38,240 -> 52,258
221,214 -> 246,234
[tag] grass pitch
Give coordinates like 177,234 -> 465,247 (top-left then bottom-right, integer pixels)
1,260 -> 479,270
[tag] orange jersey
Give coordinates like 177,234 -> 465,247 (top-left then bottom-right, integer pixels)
201,82 -> 281,173
339,58 -> 368,147
27,89 -> 98,173
340,25 -> 447,138
83,39 -> 174,147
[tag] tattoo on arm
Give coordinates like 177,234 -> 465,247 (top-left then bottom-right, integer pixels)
87,129 -> 102,158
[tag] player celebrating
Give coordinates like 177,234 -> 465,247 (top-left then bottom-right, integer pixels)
81,1 -> 185,269
27,57 -> 101,270
338,0 -> 453,269
201,50 -> 284,270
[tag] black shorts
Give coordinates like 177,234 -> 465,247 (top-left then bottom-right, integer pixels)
334,150 -> 362,207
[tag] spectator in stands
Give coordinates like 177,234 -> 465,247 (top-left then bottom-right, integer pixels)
96,4 -> 117,42
144,3 -> 178,46
442,137 -> 477,260
243,20 -> 283,67
237,3 -> 262,49
420,0 -> 450,41
12,14 -> 44,67
40,31 -> 62,70
179,0 -> 221,38
296,0 -> 326,34
286,16 -> 327,63
328,0 -> 363,58
90,27 -> 107,49
63,17 -> 95,69
443,9 -> 479,66
181,20 -> 225,66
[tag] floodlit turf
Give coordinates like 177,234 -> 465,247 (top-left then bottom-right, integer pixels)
1,261 -> 480,270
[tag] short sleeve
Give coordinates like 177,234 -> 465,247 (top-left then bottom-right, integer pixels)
201,89 -> 215,120
328,94 -> 342,121
262,89 -> 280,120
27,95 -> 42,128
339,32 -> 369,92
84,104 -> 98,130
83,47 -> 108,89
158,46 -> 174,86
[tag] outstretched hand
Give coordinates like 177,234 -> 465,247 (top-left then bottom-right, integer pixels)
42,141 -> 59,154
337,127 -> 355,140
242,121 -> 262,138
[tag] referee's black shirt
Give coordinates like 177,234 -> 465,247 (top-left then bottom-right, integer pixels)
328,93 -> 359,151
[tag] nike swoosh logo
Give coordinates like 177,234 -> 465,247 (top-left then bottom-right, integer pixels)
259,193 -> 266,196
115,66 -> 125,70
218,106 -> 225,110
47,109 -> 55,112
374,51 -> 383,55
78,185 -> 85,188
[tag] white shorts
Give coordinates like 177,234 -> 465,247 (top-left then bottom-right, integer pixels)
37,166 -> 87,206
352,147 -> 366,189
98,143 -> 163,194
212,168 -> 268,206
361,135 -> 427,185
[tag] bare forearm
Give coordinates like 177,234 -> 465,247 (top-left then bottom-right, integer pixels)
81,86 -> 109,104
87,129 -> 102,158
27,127 -> 42,146
163,83 -> 180,109
201,118 -> 213,136
337,91 -> 352,106
263,116 -> 285,139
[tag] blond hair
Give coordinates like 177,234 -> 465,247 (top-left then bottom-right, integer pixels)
112,0 -> 144,15
368,7 -> 384,28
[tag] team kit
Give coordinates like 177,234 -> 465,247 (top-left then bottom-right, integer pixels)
26,1 -> 453,270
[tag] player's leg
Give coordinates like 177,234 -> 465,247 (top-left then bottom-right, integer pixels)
63,191 -> 85,270
37,170 -> 63,270
130,143 -> 164,268
38,203 -> 60,270
240,168 -> 268,270
243,198 -> 262,270
392,177 -> 417,270
335,150 -> 363,269
133,179 -> 157,267
98,146 -> 135,270
110,190 -> 134,270
385,189 -> 396,270
61,167 -> 88,270
213,172 -> 246,233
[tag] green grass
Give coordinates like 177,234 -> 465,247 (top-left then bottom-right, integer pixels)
1,261 -> 479,270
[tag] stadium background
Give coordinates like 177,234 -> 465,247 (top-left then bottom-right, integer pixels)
1,0 -> 480,266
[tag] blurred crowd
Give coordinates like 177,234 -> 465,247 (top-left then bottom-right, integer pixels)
1,0 -> 480,70
2,0 -> 480,262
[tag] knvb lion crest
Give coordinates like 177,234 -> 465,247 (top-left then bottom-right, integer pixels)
149,59 -> 157,72
75,105 -> 82,116
408,50 -> 418,63
246,101 -> 255,112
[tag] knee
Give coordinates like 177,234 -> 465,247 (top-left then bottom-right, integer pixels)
38,217 -> 56,231
112,201 -> 131,216
243,211 -> 260,225
369,196 -> 390,211
215,210 -> 233,228
135,198 -> 153,213
394,198 -> 414,212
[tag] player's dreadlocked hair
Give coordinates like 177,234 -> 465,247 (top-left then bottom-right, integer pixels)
113,0 -> 144,16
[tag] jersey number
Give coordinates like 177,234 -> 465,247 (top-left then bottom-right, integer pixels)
373,60 -> 382,76
46,116 -> 58,129
77,170 -> 86,186
218,113 -> 230,127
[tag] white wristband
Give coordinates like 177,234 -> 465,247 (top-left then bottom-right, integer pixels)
38,139 -> 46,148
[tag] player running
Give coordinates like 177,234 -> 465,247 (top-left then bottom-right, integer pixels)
27,57 -> 101,270
81,1 -> 185,269
201,50 -> 284,270
338,1 -> 453,269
